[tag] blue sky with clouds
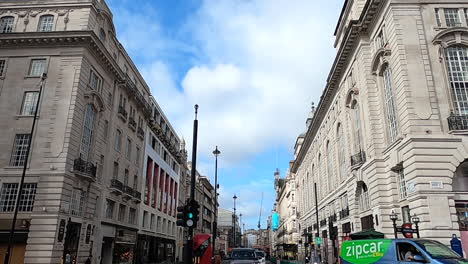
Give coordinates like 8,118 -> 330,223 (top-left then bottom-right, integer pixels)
106,0 -> 343,230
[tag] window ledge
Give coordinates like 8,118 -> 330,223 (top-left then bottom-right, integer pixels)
15,115 -> 37,119
449,130 -> 468,135
24,75 -> 42,79
3,166 -> 29,170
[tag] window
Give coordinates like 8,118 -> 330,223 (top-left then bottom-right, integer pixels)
126,138 -> 132,160
38,15 -> 54,32
118,204 -> 126,221
435,8 -> 442,27
0,16 -> 14,33
89,70 -> 102,93
20,92 -> 39,116
445,46 -> 468,115
0,183 -> 37,212
326,141 -> 333,190
10,134 -> 30,167
397,169 -> 407,199
465,9 -> 468,26
337,124 -> 347,181
114,129 -> 122,152
113,162 -> 119,179
143,211 -> 148,228
357,182 -> 370,211
445,8 -> 461,27
351,101 -> 363,152
70,189 -> 86,216
105,199 -> 115,219
136,146 -> 140,164
133,175 -> 138,190
150,214 -> 155,230
375,29 -> 385,50
124,169 -> 129,186
99,28 -> 106,41
0,60 -> 6,76
103,120 -> 109,139
129,208 -> 136,224
29,59 -> 46,77
79,105 -> 96,161
382,66 -> 399,142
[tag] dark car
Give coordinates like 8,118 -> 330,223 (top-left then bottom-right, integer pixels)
224,248 -> 260,264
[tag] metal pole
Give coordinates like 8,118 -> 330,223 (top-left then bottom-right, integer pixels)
234,197 -> 236,247
212,146 -> 220,264
4,74 -> 46,264
415,223 -> 420,238
314,183 -> 321,263
186,105 -> 199,264
392,220 -> 398,239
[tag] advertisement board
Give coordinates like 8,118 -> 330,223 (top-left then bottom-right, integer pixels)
272,212 -> 279,231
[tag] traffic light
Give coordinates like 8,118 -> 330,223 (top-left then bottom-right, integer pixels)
190,199 -> 200,226
176,205 -> 188,227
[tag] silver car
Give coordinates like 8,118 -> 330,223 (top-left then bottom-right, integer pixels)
224,248 -> 260,264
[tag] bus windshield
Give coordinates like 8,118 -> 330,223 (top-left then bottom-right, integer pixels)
416,240 -> 462,259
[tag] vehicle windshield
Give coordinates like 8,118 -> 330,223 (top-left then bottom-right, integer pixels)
231,250 -> 256,260
416,240 -> 463,259
256,251 -> 265,257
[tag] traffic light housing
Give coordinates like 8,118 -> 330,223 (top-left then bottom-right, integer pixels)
176,205 -> 187,227
188,199 -> 200,227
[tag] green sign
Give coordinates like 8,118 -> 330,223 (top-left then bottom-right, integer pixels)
340,239 -> 391,264
315,237 -> 322,245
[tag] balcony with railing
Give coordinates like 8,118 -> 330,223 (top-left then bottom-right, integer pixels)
73,157 -> 96,181
320,219 -> 327,227
137,127 -> 145,140
110,179 -> 123,194
132,190 -> 142,203
448,113 -> 468,131
123,185 -> 133,199
118,106 -> 128,122
128,117 -> 137,131
350,150 -> 366,169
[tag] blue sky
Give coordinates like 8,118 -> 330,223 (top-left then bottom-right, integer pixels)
106,0 -> 343,230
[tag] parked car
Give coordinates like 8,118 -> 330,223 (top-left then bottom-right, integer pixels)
224,248 -> 260,264
340,238 -> 468,264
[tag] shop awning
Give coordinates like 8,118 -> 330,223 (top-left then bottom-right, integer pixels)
349,229 -> 384,240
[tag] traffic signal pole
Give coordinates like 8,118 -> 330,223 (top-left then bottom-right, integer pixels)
185,105 -> 199,264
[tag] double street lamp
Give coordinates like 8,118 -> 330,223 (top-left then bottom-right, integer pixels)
389,211 -> 420,238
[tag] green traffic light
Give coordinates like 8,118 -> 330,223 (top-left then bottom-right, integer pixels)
188,212 -> 193,219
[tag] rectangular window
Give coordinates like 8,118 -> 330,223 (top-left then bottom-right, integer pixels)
103,120 -> 109,139
29,59 -> 46,77
10,134 -> 30,167
124,169 -> 129,186
143,211 -> 148,228
0,17 -> 14,33
445,8 -> 461,27
465,9 -> 468,26
0,60 -> 5,76
89,70 -> 102,93
118,204 -> 126,221
105,199 -> 114,219
20,92 -> 39,116
0,183 -> 37,212
79,105 -> 96,161
38,15 -> 54,32
70,189 -> 86,216
136,146 -> 140,164
126,138 -> 132,160
150,214 -> 155,230
114,129 -> 122,152
113,162 -> 119,179
129,208 -> 136,224
397,169 -> 407,199
383,67 -> 399,142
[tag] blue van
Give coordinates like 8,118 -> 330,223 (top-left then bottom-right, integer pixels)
340,239 -> 468,264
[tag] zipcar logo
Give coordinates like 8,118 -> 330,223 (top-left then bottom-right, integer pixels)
345,241 -> 384,259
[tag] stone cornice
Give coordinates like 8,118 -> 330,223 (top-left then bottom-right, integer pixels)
291,0 -> 383,173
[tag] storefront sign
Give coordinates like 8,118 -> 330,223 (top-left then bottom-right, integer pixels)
115,228 -> 137,244
340,239 -> 391,264
58,219 -> 66,242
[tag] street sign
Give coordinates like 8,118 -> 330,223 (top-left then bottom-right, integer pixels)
315,237 -> 322,245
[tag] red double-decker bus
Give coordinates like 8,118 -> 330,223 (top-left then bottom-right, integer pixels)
193,234 -> 213,264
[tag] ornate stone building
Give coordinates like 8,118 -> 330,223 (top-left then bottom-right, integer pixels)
0,0 -> 184,263
293,0 -> 468,263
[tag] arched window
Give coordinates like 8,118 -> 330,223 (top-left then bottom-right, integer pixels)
351,100 -> 363,152
445,45 -> 468,115
38,15 -> 54,32
326,141 -> 333,190
337,123 -> 347,181
80,104 -> 96,161
318,154 -> 323,198
0,16 -> 14,33
357,182 -> 370,211
382,65 -> 399,142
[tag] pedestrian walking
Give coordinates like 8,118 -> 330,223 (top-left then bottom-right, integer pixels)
451,234 -> 464,257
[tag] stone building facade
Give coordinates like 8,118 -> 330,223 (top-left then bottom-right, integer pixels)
272,169 -> 299,259
0,0 -> 184,263
293,0 -> 468,263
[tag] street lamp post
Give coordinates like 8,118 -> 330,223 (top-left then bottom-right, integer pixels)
239,213 -> 243,247
233,194 -> 237,247
411,214 -> 420,238
212,146 -> 220,264
389,211 -> 398,239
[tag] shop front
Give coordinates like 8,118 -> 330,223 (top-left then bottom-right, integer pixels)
136,234 -> 175,264
113,228 -> 137,264
0,219 -> 30,264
